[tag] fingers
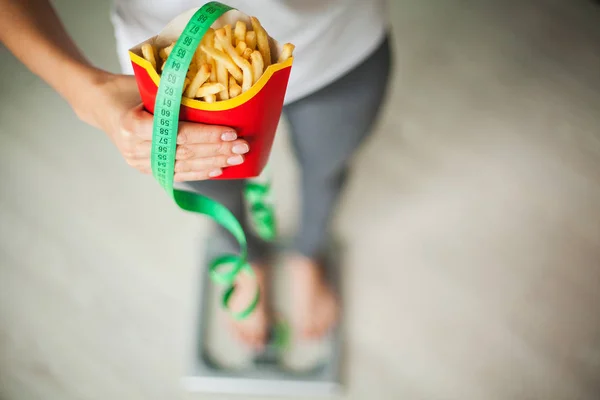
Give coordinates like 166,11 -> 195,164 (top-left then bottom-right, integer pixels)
125,138 -> 248,160
125,154 -> 236,182
123,137 -> 247,177
174,153 -> 245,174
175,121 -> 237,144
174,169 -> 223,182
122,105 -> 237,144
175,140 -> 249,160
124,157 -> 151,174
119,105 -> 246,182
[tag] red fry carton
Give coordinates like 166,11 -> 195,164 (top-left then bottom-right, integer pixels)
128,8 -> 293,180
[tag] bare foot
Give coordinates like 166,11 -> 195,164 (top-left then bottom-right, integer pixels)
227,263 -> 270,349
288,255 -> 339,339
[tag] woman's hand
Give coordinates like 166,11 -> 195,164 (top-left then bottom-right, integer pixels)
1,0 -> 246,181
1,1 -> 248,181
81,73 -> 249,181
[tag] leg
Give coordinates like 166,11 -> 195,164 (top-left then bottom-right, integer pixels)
286,35 -> 393,259
283,35 -> 393,338
185,179 -> 271,263
184,179 -> 273,348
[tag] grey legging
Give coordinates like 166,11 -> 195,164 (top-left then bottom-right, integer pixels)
186,35 -> 392,261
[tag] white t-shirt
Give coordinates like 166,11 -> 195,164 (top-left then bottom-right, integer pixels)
110,0 -> 389,104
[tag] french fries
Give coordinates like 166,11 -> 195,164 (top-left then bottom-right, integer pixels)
202,28 -> 216,51
159,42 -> 174,70
201,44 -> 243,82
229,76 -> 242,98
196,82 -> 226,98
209,58 -> 217,83
250,51 -> 264,85
185,63 -> 211,98
141,43 -> 157,70
215,56 -> 230,100
215,28 -> 253,92
159,42 -> 174,60
235,40 -> 247,55
278,43 -> 295,63
245,31 -> 257,51
224,24 -> 233,46
250,17 -> 271,66
234,21 -> 247,45
242,47 -> 253,60
145,16 -> 294,102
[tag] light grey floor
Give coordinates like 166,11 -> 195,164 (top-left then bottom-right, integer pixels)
2,0 -> 600,399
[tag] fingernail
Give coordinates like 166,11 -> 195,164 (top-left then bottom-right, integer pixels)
232,143 -> 249,154
221,131 -> 237,141
227,155 -> 244,165
209,169 -> 223,177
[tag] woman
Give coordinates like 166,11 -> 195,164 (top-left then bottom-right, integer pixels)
0,0 -> 392,348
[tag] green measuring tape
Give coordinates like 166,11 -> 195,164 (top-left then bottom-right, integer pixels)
151,1 -> 275,320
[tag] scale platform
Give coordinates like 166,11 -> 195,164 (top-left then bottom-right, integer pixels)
182,238 -> 344,397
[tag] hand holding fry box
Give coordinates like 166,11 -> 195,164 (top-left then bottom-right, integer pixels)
128,5 -> 294,180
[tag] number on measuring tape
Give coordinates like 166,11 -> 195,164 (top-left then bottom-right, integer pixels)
148,2 -> 262,319
151,1 -> 236,189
